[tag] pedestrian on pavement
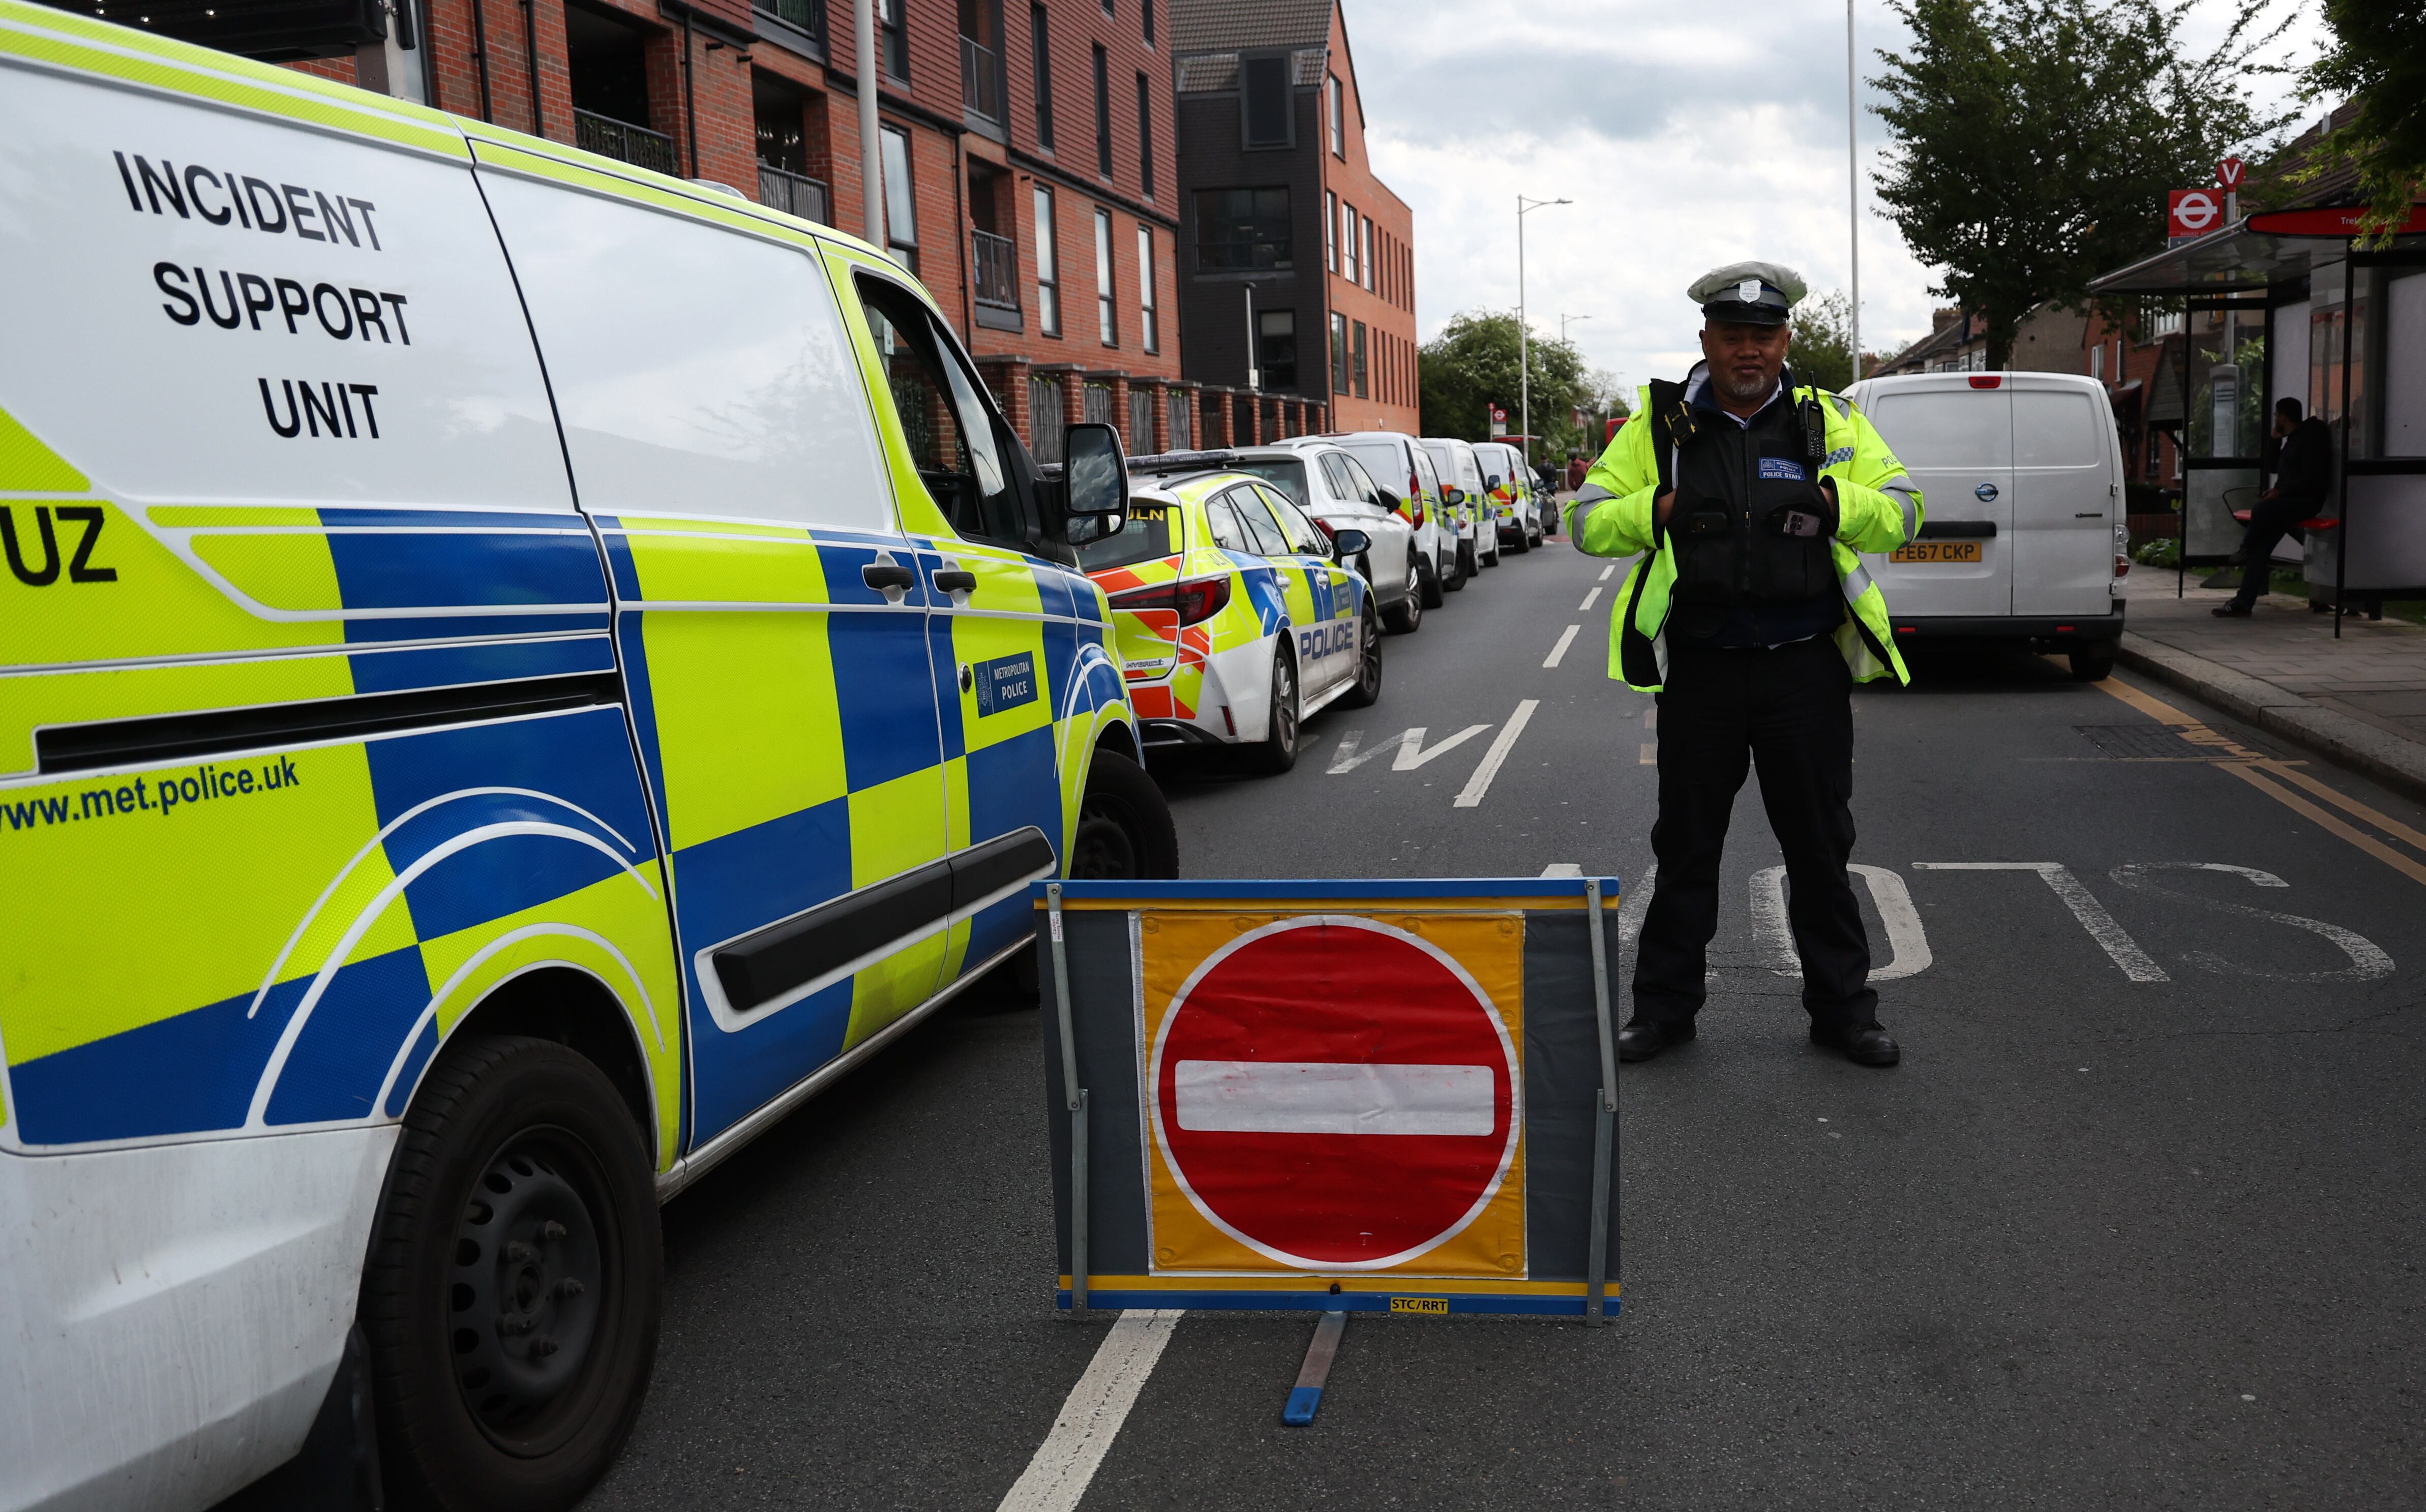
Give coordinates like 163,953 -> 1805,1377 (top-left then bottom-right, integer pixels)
2215,397 -> 2333,618
1565,262 -> 1923,1067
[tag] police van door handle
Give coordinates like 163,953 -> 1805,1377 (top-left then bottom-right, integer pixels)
934,569 -> 979,594
862,562 -> 916,592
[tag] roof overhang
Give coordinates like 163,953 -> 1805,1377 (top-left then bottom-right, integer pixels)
2088,217 -> 2425,297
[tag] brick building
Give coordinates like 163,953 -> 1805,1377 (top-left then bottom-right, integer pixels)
1167,0 -> 1415,440
278,0 -> 1192,457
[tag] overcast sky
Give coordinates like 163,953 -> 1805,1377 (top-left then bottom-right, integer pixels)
1354,0 -> 2330,401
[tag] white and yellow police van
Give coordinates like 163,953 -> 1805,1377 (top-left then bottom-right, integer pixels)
0,5 -> 1176,1506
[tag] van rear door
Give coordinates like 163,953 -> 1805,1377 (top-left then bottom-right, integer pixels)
1860,377 -> 2014,618
2008,376 -> 2118,617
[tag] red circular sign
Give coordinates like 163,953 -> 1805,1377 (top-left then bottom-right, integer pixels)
1149,917 -> 1519,1270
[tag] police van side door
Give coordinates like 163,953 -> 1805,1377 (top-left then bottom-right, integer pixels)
1860,377 -> 2015,619
475,157 -> 950,1149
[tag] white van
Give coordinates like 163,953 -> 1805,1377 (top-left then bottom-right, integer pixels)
0,7 -> 1168,1509
1419,437 -> 1498,576
1327,431 -> 1462,603
1845,372 -> 2131,679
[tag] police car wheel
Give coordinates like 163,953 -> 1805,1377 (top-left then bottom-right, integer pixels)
1385,561 -> 1423,632
362,1035 -> 662,1512
1070,750 -> 1178,880
1241,650 -> 1300,774
1341,603 -> 1383,708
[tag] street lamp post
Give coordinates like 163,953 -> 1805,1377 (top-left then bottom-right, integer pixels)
1559,313 -> 1591,344
1517,194 -> 1571,467
1846,0 -> 1861,381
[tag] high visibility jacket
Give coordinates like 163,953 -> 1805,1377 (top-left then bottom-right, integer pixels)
1564,376 -> 1923,691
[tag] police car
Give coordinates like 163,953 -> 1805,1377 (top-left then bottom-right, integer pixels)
0,8 -> 1173,1507
1079,455 -> 1383,773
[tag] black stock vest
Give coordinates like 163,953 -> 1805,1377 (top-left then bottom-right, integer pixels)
1654,374 -> 1843,646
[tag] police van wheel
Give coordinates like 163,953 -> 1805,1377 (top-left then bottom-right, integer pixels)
1510,527 -> 1531,555
1417,556 -> 1445,610
1241,650 -> 1301,774
1444,548 -> 1467,592
2068,643 -> 2117,682
362,1036 -> 661,1512
1071,750 -> 1178,880
1386,561 -> 1423,632
1341,604 -> 1383,708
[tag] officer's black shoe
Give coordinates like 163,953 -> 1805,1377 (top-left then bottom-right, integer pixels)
1810,1021 -> 1900,1067
1617,1019 -> 1695,1063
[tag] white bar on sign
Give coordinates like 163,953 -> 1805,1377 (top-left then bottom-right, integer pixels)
1173,1060 -> 1494,1136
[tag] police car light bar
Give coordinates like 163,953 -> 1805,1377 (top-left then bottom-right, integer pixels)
1130,449 -> 1243,475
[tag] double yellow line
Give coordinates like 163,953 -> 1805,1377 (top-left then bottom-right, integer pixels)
2094,675 -> 2426,889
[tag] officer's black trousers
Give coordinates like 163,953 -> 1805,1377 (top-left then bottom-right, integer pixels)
1632,636 -> 1878,1029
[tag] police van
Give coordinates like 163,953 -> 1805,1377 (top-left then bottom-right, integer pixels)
0,5 -> 1174,1507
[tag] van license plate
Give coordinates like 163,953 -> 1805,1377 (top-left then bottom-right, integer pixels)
1890,541 -> 1982,564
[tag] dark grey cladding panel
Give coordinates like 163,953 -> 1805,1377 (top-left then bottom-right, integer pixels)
1521,909 -> 1620,1284
1042,910 -> 1151,1276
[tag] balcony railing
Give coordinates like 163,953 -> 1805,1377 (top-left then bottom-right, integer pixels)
752,0 -> 825,47
972,228 -> 1018,310
960,36 -> 1002,122
575,109 -> 678,175
759,165 -> 831,226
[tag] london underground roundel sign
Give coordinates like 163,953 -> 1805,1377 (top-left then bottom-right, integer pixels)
1147,916 -> 1521,1271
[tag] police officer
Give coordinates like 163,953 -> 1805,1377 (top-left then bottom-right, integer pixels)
1565,262 -> 1923,1067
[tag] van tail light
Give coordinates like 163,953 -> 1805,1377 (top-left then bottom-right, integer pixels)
1968,375 -> 2002,389
1109,575 -> 1232,626
2115,554 -> 2132,578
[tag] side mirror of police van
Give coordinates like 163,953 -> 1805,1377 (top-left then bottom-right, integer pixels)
1486,473 -> 1502,490
1441,486 -> 1466,507
1376,485 -> 1406,516
1330,528 -> 1371,560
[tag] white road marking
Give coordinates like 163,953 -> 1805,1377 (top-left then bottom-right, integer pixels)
1639,742 -> 1658,766
1619,862 -> 1655,953
1578,587 -> 1602,612
2108,863 -> 2394,982
1751,864 -> 1933,981
1544,624 -> 1581,668
1913,862 -> 2168,981
1453,701 -> 1538,807
996,1310 -> 1183,1512
1540,862 -> 1584,878
1598,564 -> 1615,582
1174,1060 -> 1495,1135
1396,724 -> 1493,771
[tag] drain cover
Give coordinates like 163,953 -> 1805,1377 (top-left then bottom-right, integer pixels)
2073,724 -> 2210,759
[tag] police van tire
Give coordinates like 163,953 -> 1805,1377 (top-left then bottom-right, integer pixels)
1444,548 -> 1467,592
1341,603 -> 1383,708
1386,561 -> 1423,632
2068,642 -> 2117,682
1071,750 -> 1178,880
1241,650 -> 1301,774
1417,556 -> 1445,610
362,1035 -> 662,1512
1510,527 -> 1531,555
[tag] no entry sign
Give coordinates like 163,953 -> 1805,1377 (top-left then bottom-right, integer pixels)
1036,878 -> 1624,1317
1148,916 -> 1522,1272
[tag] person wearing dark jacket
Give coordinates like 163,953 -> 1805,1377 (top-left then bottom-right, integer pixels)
2217,399 -> 2332,617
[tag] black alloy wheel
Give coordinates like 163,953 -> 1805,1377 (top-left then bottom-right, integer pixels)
1070,749 -> 1179,879
1341,602 -> 1383,708
362,1036 -> 661,1512
1241,649 -> 1300,774
1386,559 -> 1423,632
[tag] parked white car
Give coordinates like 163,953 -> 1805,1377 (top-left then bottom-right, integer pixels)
1220,444 -> 1425,633
1845,371 -> 2130,680
1319,432 -> 1465,605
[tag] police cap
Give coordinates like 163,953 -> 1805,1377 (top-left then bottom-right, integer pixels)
1690,261 -> 1807,326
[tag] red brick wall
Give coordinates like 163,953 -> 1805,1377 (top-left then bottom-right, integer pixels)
1318,4 -> 1416,436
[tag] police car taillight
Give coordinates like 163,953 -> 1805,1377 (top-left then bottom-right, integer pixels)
1108,576 -> 1232,626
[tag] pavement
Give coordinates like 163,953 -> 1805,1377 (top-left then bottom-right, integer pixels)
581,534 -> 2426,1511
2119,573 -> 2426,804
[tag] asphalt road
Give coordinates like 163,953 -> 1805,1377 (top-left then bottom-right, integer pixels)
584,533 -> 2426,1511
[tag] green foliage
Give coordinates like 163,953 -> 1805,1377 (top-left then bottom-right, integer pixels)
1790,290 -> 1855,392
2299,0 -> 2426,240
1871,0 -> 2290,368
1417,310 -> 1605,458
2134,536 -> 2181,567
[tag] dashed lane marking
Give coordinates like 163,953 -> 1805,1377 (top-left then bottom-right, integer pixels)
1912,862 -> 2169,981
1598,564 -> 1615,582
996,1310 -> 1183,1512
1544,625 -> 1581,669
1578,587 -> 1603,612
1540,862 -> 1583,877
1453,700 -> 1539,808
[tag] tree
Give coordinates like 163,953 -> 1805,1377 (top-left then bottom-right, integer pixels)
2299,0 -> 2426,239
1789,291 -> 1855,392
1871,0 -> 2290,368
1417,310 -> 1596,459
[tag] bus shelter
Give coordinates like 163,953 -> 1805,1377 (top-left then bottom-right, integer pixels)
2088,207 -> 2426,630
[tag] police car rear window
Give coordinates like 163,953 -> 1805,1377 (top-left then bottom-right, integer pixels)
1229,459 -> 1309,509
1076,507 -> 1178,571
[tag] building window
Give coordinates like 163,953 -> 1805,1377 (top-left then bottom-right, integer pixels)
1259,309 -> 1296,391
878,0 -> 908,80
1095,206 -> 1116,345
1142,0 -> 1153,45
1167,388 -> 1191,448
1353,320 -> 1367,398
1327,74 -> 1343,157
1330,311 -> 1349,393
1092,44 -> 1113,179
1338,200 -> 1356,286
1194,187 -> 1290,270
2089,343 -> 2103,380
880,125 -> 918,270
1128,387 -> 1152,455
1137,224 -> 1159,353
1030,5 -> 1055,149
1241,53 -> 1290,148
1359,216 -> 1372,290
1033,184 -> 1060,336
1136,72 -> 1154,197
1323,190 -> 1336,271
